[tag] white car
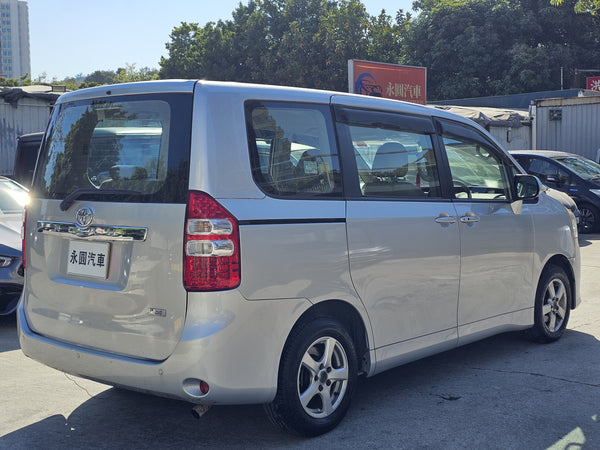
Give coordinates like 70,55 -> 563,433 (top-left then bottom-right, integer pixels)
19,81 -> 580,436
0,176 -> 28,315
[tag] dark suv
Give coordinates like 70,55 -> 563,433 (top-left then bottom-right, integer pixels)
511,150 -> 600,233
13,132 -> 44,188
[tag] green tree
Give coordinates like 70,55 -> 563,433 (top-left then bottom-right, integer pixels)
159,22 -> 206,79
402,0 -> 600,100
0,73 -> 32,86
159,0 -> 403,91
77,65 -> 159,88
82,70 -> 117,87
114,63 -> 159,83
0,77 -> 20,87
551,0 -> 600,14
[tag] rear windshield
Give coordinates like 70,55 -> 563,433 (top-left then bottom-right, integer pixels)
33,93 -> 192,204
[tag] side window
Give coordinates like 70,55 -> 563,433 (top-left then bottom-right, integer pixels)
512,155 -> 531,170
245,102 -> 341,198
442,133 -> 513,201
528,158 -> 554,177
334,106 -> 441,199
528,158 -> 570,184
348,126 -> 441,198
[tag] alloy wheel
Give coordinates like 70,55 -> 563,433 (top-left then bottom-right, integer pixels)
542,277 -> 568,333
297,336 -> 349,419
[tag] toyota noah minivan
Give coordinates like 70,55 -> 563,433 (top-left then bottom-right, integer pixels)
19,80 -> 581,436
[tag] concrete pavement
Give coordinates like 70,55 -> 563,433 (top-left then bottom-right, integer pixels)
1,236 -> 599,449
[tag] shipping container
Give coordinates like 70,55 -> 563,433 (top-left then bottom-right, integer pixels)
532,95 -> 600,161
0,86 -> 61,176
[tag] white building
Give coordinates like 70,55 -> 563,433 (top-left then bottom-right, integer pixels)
0,0 -> 30,79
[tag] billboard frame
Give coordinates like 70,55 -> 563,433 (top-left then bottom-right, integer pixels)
348,59 -> 427,104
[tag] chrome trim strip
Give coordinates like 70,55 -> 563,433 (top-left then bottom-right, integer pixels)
37,221 -> 147,242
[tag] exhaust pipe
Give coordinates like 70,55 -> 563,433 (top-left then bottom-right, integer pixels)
191,404 -> 212,419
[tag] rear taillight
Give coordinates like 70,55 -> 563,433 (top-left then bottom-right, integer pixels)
21,205 -> 27,268
183,191 -> 240,291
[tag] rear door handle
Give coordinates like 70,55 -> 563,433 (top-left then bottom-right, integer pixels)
435,213 -> 457,226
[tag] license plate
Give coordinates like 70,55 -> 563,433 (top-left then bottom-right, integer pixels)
67,240 -> 111,278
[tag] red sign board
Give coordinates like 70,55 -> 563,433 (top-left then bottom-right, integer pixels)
587,76 -> 600,91
349,60 -> 427,104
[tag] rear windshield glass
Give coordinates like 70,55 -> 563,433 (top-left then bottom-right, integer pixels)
33,93 -> 192,204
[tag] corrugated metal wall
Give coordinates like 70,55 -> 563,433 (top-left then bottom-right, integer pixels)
0,98 -> 51,176
534,97 -> 600,161
488,125 -> 531,151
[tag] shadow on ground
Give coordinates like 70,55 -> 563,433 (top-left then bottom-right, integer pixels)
0,312 -> 18,352
2,329 -> 599,449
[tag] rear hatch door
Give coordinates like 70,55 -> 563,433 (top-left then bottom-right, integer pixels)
23,84 -> 194,360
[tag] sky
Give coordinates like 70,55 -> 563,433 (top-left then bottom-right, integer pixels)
27,0 -> 415,81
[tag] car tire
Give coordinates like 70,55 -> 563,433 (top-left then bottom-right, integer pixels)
527,265 -> 571,343
264,317 -> 357,437
578,203 -> 600,233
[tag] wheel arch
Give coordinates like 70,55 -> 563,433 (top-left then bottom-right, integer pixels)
284,299 -> 371,376
542,254 -> 577,310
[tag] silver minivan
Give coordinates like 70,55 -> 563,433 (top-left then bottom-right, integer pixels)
19,80 -> 581,436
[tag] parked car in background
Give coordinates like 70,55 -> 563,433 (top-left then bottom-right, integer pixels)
511,150 -> 600,233
13,132 -> 44,188
0,176 -> 28,315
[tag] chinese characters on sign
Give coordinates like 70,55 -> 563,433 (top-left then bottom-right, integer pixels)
349,60 -> 427,105
69,250 -> 106,268
386,82 -> 423,101
67,241 -> 110,278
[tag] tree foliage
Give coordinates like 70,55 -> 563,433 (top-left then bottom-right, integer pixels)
0,73 -> 32,87
158,0 -> 600,100
401,0 -> 600,99
159,0 -> 402,91
19,0 -> 598,99
80,64 -> 159,88
552,0 -> 600,14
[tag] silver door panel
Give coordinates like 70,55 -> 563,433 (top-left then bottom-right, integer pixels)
347,200 -> 460,349
454,202 -> 534,327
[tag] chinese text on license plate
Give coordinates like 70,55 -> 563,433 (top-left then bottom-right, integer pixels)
67,240 -> 110,278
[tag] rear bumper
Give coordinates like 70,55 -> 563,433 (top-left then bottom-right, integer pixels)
19,291 -> 309,405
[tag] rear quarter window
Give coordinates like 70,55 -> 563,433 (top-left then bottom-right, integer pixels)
34,93 -> 192,204
245,101 -> 342,198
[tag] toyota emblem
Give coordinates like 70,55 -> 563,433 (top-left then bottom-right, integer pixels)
75,207 -> 94,229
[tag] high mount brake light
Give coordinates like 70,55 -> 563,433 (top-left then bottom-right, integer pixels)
183,191 -> 240,291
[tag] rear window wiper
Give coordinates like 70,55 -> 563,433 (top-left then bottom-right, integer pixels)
60,188 -> 142,211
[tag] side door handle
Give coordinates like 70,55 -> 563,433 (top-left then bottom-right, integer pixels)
460,213 -> 480,224
435,213 -> 457,226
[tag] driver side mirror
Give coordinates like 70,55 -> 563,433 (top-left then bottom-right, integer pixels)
515,174 -> 540,200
